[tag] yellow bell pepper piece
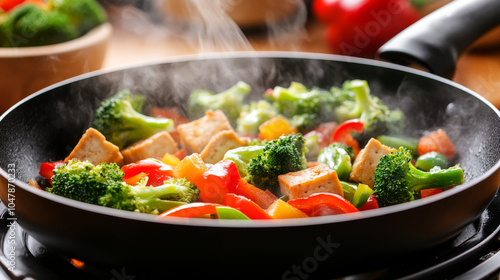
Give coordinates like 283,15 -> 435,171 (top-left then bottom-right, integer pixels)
173,153 -> 208,187
162,153 -> 181,167
266,199 -> 308,219
258,116 -> 298,141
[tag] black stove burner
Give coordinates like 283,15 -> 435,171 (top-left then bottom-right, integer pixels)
1,191 -> 500,280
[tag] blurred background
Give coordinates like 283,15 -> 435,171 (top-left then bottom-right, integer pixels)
1,0 -> 500,113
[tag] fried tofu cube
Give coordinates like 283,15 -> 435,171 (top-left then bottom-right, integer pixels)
349,138 -> 397,188
65,128 -> 124,166
177,110 -> 233,154
200,130 -> 248,164
121,131 -> 179,164
278,164 -> 343,200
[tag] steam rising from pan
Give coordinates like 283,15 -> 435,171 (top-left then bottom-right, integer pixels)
88,0 -> 311,111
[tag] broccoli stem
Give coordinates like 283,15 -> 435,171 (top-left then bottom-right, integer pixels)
132,183 -> 190,202
127,113 -> 174,132
349,80 -> 372,115
407,164 -> 464,192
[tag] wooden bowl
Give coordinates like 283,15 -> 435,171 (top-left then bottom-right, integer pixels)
0,22 -> 112,114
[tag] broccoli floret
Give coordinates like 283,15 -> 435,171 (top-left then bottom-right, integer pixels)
334,80 -> 406,138
188,81 -> 251,126
289,113 -> 318,134
47,160 -> 125,205
48,160 -> 199,214
223,145 -> 265,177
304,132 -> 321,162
236,100 -> 279,136
50,0 -> 107,35
92,89 -> 175,149
246,134 -> 308,195
100,177 -> 200,214
265,82 -> 341,133
1,4 -> 78,47
373,147 -> 464,207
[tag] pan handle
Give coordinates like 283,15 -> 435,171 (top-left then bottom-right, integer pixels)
377,0 -> 500,79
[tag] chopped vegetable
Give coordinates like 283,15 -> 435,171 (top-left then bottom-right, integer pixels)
376,135 -> 420,157
374,147 -> 464,207
235,178 -> 277,209
236,100 -> 279,136
246,134 -> 308,196
266,199 -> 308,219
415,152 -> 448,172
317,143 -> 353,181
158,202 -> 250,220
173,153 -> 208,188
39,160 -> 65,181
351,183 -> 374,209
37,79 -> 467,220
92,90 -> 175,149
188,81 -> 251,127
258,116 -> 297,141
418,129 -> 457,159
223,145 -> 265,177
122,158 -> 174,187
198,160 -> 240,204
334,80 -> 406,140
287,193 -> 359,217
47,160 -> 198,214
223,193 -> 272,220
264,82 -> 345,133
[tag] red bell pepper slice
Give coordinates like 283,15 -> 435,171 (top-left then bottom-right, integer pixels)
235,178 -> 277,209
417,129 -> 456,159
158,203 -> 219,218
304,121 -> 338,149
39,160 -> 65,180
122,158 -> 174,187
223,193 -> 273,220
358,194 -> 379,211
331,119 -> 364,156
288,193 -> 359,217
421,188 -> 444,199
198,160 -> 241,204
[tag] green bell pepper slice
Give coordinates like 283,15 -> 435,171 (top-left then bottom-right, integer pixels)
415,151 -> 448,171
216,206 -> 251,220
351,184 -> 374,209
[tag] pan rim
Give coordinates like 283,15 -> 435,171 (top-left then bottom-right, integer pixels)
1,51 -> 500,228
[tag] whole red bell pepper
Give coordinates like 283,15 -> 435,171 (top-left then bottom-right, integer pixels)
313,0 -> 421,58
198,160 -> 241,204
122,158 -> 174,187
288,193 -> 359,217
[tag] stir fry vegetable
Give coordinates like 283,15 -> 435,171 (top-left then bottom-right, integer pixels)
35,80 -> 464,220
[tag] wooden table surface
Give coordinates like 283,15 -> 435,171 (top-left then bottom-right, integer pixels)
102,4 -> 500,109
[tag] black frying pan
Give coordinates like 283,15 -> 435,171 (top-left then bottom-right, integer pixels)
1,1 -> 500,279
